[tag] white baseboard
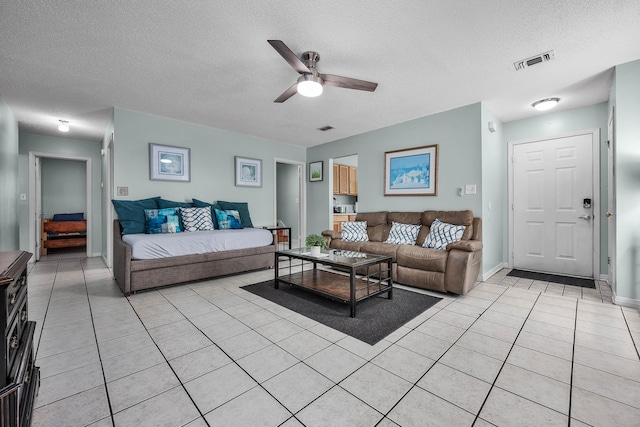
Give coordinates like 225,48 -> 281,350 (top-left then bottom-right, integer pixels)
613,293 -> 640,309
599,273 -> 608,282
479,262 -> 508,282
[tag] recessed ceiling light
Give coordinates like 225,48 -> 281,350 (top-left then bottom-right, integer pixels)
58,120 -> 69,132
532,98 -> 560,111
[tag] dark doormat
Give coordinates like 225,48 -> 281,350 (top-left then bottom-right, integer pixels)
507,269 -> 596,289
241,280 -> 442,345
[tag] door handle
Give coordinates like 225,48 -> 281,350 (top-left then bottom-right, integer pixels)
578,215 -> 591,220
606,211 -> 613,217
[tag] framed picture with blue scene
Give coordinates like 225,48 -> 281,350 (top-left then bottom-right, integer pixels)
384,144 -> 438,196
149,143 -> 191,182
235,156 -> 262,187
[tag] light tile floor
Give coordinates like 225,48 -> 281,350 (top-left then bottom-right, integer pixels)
28,252 -> 640,426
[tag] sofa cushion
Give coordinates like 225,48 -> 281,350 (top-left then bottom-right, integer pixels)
423,219 -> 466,250
330,239 -> 364,252
341,221 -> 369,242
179,207 -> 214,232
355,212 -> 388,242
144,208 -> 182,234
360,241 -> 402,262
423,210 -> 474,240
385,222 -> 420,245
214,209 -> 242,230
112,196 -> 160,235
388,212 -> 422,225
397,245 -> 448,272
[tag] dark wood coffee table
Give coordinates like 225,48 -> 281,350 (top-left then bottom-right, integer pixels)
275,248 -> 393,317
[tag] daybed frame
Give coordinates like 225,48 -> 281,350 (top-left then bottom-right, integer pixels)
113,220 -> 276,296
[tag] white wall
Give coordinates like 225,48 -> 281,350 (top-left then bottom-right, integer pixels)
41,158 -> 87,219
0,95 -> 19,250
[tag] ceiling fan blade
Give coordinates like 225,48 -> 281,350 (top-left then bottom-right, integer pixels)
268,40 -> 311,74
320,74 -> 378,92
274,83 -> 298,103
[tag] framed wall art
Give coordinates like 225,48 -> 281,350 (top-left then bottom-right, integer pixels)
149,143 -> 191,182
384,144 -> 438,196
309,161 -> 323,182
235,156 -> 262,187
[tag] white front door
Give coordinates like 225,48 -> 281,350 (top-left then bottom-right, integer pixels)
512,133 -> 595,277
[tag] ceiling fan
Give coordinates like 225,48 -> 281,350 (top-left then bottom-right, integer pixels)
268,40 -> 378,103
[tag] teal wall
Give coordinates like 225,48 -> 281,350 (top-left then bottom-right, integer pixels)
503,103 -> 609,275
41,158 -> 87,218
612,59 -> 640,303
112,108 -> 306,227
480,104 -> 505,275
18,133 -> 103,255
307,103 -> 483,235
0,95 -> 19,250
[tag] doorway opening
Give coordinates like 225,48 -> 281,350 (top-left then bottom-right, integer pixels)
331,155 -> 358,232
28,152 -> 92,262
274,158 -> 306,248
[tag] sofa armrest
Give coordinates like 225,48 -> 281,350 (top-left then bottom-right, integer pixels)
446,240 -> 483,252
321,230 -> 341,247
113,220 -> 132,296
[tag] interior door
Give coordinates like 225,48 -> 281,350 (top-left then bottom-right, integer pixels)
607,108 -> 616,293
512,133 -> 594,277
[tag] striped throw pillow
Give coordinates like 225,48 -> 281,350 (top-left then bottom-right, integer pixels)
423,219 -> 466,250
385,221 -> 421,245
179,207 -> 214,232
341,221 -> 369,242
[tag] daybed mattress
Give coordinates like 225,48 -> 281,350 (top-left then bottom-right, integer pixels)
122,228 -> 274,260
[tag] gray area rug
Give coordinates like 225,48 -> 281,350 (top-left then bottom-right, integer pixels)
241,280 -> 442,345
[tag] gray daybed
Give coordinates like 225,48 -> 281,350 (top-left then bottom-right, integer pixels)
113,220 -> 276,296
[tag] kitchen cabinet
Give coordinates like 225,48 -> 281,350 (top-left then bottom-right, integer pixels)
333,214 -> 357,232
333,164 -> 358,195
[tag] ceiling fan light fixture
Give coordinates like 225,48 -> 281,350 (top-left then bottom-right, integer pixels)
58,120 -> 69,132
532,97 -> 560,111
297,74 -> 323,97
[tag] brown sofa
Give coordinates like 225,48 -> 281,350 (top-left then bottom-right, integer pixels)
322,210 -> 482,295
113,220 -> 275,296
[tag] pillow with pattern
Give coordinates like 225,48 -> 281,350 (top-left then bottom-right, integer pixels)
341,221 -> 369,242
214,209 -> 242,230
385,221 -> 421,245
144,208 -> 181,234
179,207 -> 214,232
423,218 -> 466,250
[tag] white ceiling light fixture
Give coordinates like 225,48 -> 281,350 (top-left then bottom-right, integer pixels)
296,74 -> 323,97
532,97 -> 560,111
58,120 -> 70,132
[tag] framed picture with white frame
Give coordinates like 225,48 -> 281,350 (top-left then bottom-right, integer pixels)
235,156 -> 262,187
149,143 -> 191,182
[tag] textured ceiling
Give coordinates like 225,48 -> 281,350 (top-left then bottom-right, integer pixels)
1,1 -> 639,147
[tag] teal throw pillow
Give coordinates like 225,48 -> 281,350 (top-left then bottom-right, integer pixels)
192,199 -> 222,229
145,208 -> 182,233
112,197 -> 160,235
214,209 -> 242,230
217,201 -> 254,228
157,198 -> 194,209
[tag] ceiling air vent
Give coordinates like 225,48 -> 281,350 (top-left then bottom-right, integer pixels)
514,50 -> 555,71
318,125 -> 334,131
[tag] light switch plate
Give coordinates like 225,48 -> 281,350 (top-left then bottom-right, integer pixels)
117,187 -> 129,197
465,184 -> 477,195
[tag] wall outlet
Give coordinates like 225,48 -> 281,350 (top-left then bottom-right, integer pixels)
465,184 -> 477,195
117,187 -> 129,197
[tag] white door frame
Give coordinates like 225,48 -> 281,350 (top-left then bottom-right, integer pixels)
507,128 -> 600,278
273,158 -> 306,245
103,135 -> 114,268
607,108 -> 616,291
28,151 -> 92,260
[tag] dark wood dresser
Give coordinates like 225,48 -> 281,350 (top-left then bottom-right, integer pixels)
0,251 -> 39,427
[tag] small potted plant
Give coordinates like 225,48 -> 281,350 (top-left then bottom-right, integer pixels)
306,234 -> 327,257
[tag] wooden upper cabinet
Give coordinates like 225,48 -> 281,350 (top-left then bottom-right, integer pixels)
338,165 -> 349,194
348,166 -> 357,195
334,164 -> 357,195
